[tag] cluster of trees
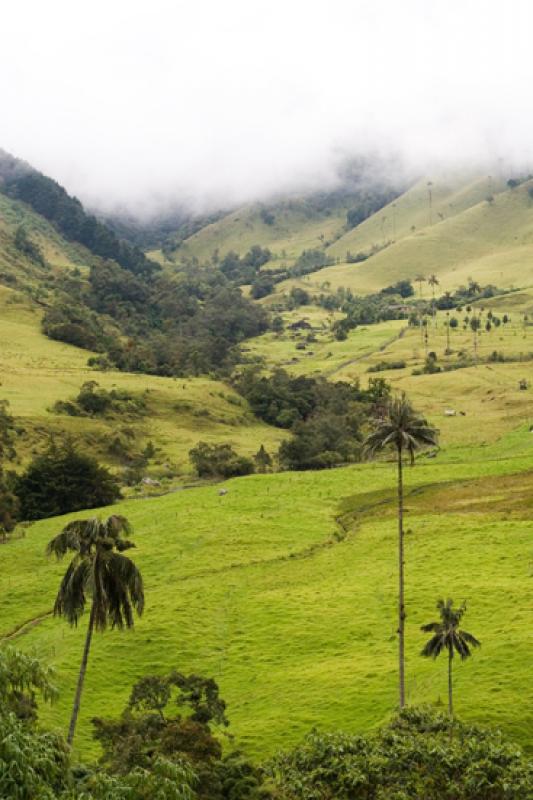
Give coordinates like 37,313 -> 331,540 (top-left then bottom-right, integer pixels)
1,164 -> 158,276
43,263 -> 270,376
219,246 -> 272,285
189,442 -> 255,479
13,225 -> 47,268
54,381 -> 148,418
0,400 -> 19,538
346,188 -> 398,229
14,440 -> 121,521
3,644 -> 531,800
235,369 -> 390,470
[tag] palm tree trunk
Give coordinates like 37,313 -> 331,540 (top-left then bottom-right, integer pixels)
67,602 -> 96,746
397,446 -> 405,708
448,649 -> 453,716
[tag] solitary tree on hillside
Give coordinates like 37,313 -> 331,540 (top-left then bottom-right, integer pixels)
428,274 -> 440,328
364,395 -> 438,708
421,599 -> 480,716
415,274 -> 426,298
47,515 -> 144,745
428,274 -> 439,299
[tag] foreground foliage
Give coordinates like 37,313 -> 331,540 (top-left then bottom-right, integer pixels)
268,708 -> 533,800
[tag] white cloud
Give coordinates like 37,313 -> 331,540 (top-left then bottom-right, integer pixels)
1,0 -> 532,214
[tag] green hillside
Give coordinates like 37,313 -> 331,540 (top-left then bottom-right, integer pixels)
0,285 -> 287,480
0,191 -> 93,286
150,197 -> 352,267
2,162 -> 533,773
275,175 -> 533,298
3,434 -> 532,760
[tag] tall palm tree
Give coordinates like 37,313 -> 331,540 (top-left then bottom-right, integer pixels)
364,395 -> 438,708
428,274 -> 440,328
428,273 -> 439,299
47,515 -> 144,745
415,274 -> 426,298
421,599 -> 480,716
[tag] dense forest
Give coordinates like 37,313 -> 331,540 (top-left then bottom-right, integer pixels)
0,149 -> 158,276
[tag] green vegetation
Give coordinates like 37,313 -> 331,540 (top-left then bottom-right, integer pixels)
3,159 -> 533,797
47,515 -> 144,744
189,442 -> 254,479
363,395 -> 438,708
421,599 -> 481,716
0,149 -> 157,276
15,441 -> 121,520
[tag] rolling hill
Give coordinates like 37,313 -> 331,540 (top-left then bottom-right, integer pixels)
1,155 -> 533,770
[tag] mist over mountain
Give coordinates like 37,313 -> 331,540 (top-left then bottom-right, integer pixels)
2,1 -> 533,217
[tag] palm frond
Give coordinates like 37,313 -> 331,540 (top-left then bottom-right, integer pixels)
48,515 -> 143,630
363,393 -> 438,463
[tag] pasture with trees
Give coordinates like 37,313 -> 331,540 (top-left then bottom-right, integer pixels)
1,151 -> 533,798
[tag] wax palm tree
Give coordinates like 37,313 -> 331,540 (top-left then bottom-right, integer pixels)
421,599 -> 480,716
415,274 -> 426,298
428,274 -> 439,299
364,395 -> 438,708
47,515 -> 144,745
428,274 -> 440,328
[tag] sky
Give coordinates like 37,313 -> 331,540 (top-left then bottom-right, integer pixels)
1,0 -> 532,216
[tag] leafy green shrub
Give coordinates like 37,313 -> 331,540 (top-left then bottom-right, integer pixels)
54,381 -> 147,418
368,359 -> 406,372
0,712 -> 70,800
268,707 -> 533,800
189,442 -> 254,478
14,225 -> 46,267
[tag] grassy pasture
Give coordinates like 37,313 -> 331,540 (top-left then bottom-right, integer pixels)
242,308 -> 405,377
152,198 -> 351,268
0,287 -> 287,477
271,178 -> 533,299
2,439 -> 532,760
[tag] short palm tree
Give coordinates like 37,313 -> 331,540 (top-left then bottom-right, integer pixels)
421,598 -> 480,716
47,515 -> 144,745
364,394 -> 438,708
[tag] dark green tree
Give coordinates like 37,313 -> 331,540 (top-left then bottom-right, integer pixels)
421,598 -> 481,716
47,515 -> 144,745
254,445 -> 272,473
363,394 -> 438,708
16,440 -> 121,520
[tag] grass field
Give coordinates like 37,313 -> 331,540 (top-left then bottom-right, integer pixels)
2,434 -> 532,760
267,176 -> 533,300
149,197 -> 352,268
0,286 -> 287,479
2,169 -> 533,768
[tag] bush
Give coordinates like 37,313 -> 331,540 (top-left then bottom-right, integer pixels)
189,442 -> 254,479
367,359 -> 406,372
15,440 -> 121,520
54,381 -> 147,418
0,712 -> 70,800
268,707 -> 533,800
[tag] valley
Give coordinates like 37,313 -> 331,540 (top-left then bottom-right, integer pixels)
1,154 -> 532,777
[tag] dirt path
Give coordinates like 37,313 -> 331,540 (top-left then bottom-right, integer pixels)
324,325 -> 408,378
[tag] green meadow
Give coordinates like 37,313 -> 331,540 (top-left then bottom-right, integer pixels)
0,286 -> 287,477
2,168 -> 533,770
2,435 -> 532,760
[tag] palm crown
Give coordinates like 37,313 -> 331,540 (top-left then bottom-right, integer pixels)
363,393 -> 438,464
47,515 -> 144,631
421,599 -> 480,660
